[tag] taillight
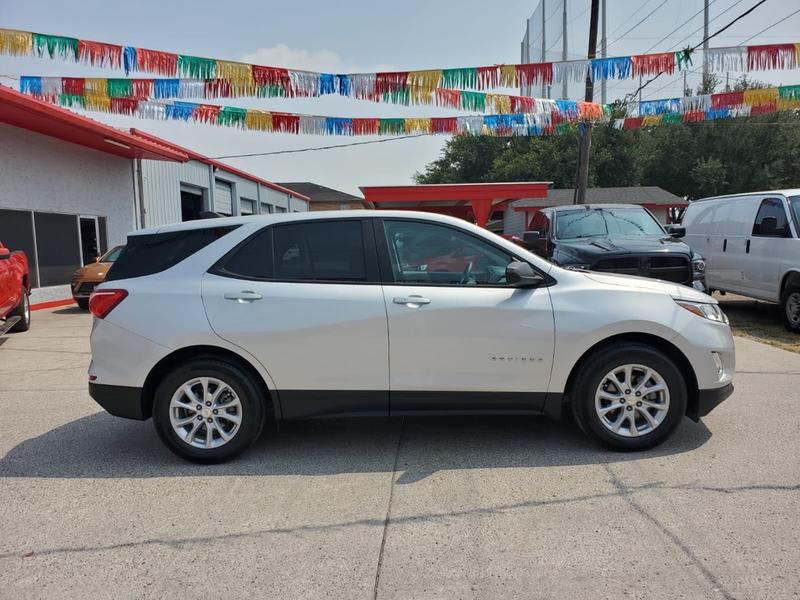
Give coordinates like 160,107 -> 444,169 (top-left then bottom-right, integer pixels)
89,289 -> 128,318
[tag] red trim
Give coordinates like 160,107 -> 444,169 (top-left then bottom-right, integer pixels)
0,86 -> 187,162
129,129 -> 310,201
31,298 -> 76,311
514,202 -> 688,212
361,182 -> 550,203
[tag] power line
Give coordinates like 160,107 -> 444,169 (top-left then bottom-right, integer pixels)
741,6 -> 800,44
666,0 -> 744,51
620,0 -> 769,105
209,134 -> 433,159
606,0 -> 671,52
607,0 -> 662,39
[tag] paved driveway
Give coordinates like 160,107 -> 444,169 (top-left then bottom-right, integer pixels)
1,307 -> 798,599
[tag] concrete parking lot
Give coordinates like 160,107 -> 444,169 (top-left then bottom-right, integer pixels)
1,307 -> 798,599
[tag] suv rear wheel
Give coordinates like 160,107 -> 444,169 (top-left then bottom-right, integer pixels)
153,358 -> 266,462
571,344 -> 687,450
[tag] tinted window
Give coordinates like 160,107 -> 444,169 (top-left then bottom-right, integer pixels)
555,208 -> 664,239
273,221 -> 366,281
219,228 -> 273,280
752,198 -> 791,237
790,196 -> 800,233
100,246 -> 124,263
106,226 -> 238,281
383,220 -> 514,286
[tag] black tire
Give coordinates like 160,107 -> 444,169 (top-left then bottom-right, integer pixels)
780,284 -> 800,333
8,289 -> 30,332
571,343 -> 687,451
152,357 -> 266,463
76,298 -> 90,311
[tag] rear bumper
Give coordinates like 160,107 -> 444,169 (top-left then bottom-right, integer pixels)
89,382 -> 150,420
689,383 -> 734,421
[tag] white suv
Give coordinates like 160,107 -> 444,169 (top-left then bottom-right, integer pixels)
88,211 -> 735,462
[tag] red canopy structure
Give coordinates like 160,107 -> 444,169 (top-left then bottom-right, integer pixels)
360,182 -> 551,228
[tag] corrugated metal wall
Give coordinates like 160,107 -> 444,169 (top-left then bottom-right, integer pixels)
503,205 -> 527,236
140,161 -> 182,226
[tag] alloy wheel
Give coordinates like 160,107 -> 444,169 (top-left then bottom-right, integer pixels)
169,377 -> 242,449
594,364 -> 670,438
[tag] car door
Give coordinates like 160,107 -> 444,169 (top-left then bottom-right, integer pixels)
0,250 -> 11,317
202,218 -> 389,418
741,196 -> 795,301
376,218 -> 555,413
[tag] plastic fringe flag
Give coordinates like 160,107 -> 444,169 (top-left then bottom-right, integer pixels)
326,117 -> 352,136
487,94 -> 512,115
41,77 -> 62,100
177,55 -> 216,79
406,70 -> 443,95
632,52 -> 674,77
435,88 -> 461,109
375,72 -> 408,95
272,113 -> 300,134
320,73 -> 336,95
460,90 -> 486,112
192,104 -> 219,124
458,116 -> 485,135
32,33 -> 77,60
137,49 -> 178,76
591,57 -> 632,81
681,95 -> 710,112
379,119 -> 406,136
578,102 -> 604,121
83,91 -> 111,112
747,44 -> 798,71
675,48 -> 693,71
107,78 -> 132,98
123,47 -> 137,75
83,77 -> 108,95
442,68 -> 477,89
218,106 -> 248,128
353,118 -> 380,136
553,61 -> 589,84
289,71 -> 321,97
499,65 -> 517,88
476,66 -> 499,90
349,74 -> 377,99
405,118 -> 432,134
742,87 -> 779,107
706,47 -> 746,72
641,115 -> 662,127
216,61 -> 255,92
78,40 -> 122,68
137,100 -> 166,120
0,29 -> 31,56
245,110 -> 273,131
252,66 -> 289,90
432,117 -> 458,134
517,63 -> 553,88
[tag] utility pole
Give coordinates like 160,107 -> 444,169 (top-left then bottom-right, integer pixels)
562,0 -> 569,99
702,0 -> 710,87
541,0 -> 547,98
600,0 -> 607,104
574,0 -> 600,205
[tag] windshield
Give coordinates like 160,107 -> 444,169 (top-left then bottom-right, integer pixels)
790,196 -> 800,234
100,246 -> 124,263
555,207 -> 666,239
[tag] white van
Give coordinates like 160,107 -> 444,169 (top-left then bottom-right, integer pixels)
682,190 -> 800,331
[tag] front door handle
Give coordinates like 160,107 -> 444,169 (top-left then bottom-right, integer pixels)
393,295 -> 431,308
224,291 -> 263,303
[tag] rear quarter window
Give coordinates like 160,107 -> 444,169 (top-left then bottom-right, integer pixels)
105,226 -> 239,282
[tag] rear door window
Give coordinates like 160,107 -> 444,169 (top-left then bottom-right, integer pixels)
106,226 -> 239,281
752,198 -> 791,237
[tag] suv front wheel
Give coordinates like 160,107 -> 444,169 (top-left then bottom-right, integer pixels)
571,344 -> 687,450
153,358 -> 266,462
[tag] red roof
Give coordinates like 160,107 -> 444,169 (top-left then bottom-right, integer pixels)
130,129 -> 310,201
0,85 -> 187,161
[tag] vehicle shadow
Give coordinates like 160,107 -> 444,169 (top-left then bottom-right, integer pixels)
0,412 -> 712,483
51,306 -> 85,315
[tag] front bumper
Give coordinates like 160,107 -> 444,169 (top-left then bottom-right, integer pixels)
89,382 -> 150,420
688,382 -> 734,421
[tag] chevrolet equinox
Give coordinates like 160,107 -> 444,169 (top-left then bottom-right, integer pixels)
88,211 -> 735,462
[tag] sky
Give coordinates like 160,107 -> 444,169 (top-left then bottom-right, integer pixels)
1,0 -> 799,196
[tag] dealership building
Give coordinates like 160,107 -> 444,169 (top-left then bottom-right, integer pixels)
0,86 -> 308,289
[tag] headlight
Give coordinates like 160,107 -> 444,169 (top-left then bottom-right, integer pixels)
692,258 -> 706,272
675,299 -> 728,324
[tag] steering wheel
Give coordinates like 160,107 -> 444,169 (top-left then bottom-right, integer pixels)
459,261 -> 474,284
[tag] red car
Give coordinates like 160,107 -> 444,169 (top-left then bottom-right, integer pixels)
0,241 -> 31,335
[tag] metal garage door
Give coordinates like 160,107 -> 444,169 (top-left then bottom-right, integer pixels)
34,212 -> 81,287
215,180 -> 233,216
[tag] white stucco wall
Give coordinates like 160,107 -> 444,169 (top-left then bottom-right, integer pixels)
0,123 -> 136,247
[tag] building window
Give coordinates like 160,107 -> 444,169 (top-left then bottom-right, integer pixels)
214,180 -> 233,216
261,202 -> 273,214
275,206 -> 287,213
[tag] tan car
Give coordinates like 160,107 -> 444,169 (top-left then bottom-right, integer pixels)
71,245 -> 124,310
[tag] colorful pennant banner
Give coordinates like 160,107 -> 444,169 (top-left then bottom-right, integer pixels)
3,28 -> 799,96
17,83 -> 800,138
17,75 -> 597,115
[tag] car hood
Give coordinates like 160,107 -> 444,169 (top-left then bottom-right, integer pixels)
558,234 -> 691,255
78,261 -> 113,281
582,270 -> 713,302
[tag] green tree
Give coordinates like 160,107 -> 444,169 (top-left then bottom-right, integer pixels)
691,157 -> 727,196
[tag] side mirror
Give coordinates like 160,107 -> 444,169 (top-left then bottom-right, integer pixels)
94,255 -> 101,263
506,261 -> 544,288
523,231 -> 541,245
666,225 -> 686,238
0,248 -> 10,260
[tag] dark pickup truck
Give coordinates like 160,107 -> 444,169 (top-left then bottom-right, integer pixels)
0,241 -> 31,335
522,204 -> 707,290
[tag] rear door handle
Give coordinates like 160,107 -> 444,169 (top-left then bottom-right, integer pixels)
393,295 -> 431,308
224,291 -> 263,303
746,239 -> 751,253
